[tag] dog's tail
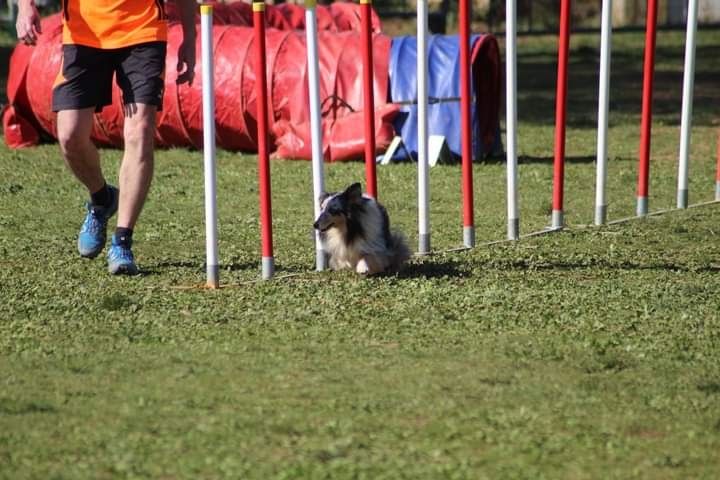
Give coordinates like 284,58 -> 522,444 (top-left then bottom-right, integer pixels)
387,231 -> 412,271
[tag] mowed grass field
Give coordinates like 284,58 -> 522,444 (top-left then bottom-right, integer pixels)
1,26 -> 720,479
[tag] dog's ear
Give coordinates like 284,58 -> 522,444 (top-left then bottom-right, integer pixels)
345,183 -> 363,203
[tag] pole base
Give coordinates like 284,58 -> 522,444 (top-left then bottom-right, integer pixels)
551,209 -> 564,230
716,182 -> 720,201
206,264 -> 219,289
418,233 -> 431,255
315,249 -> 328,271
463,226 -> 475,248
594,205 -> 607,225
636,196 -> 648,217
507,218 -> 519,240
261,256 -> 275,280
677,189 -> 688,209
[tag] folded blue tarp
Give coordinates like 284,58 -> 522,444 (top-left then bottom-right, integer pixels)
388,34 -> 502,161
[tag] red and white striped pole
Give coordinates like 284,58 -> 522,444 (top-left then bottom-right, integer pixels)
551,0 -> 571,229
459,0 -> 475,247
637,0 -> 658,216
360,0 -> 377,198
253,1 -> 274,279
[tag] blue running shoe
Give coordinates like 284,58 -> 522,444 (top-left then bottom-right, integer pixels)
77,185 -> 119,258
107,234 -> 139,275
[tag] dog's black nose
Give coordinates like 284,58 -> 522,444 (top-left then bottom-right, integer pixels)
313,221 -> 319,230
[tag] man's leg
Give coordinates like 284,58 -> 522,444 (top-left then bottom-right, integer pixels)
117,103 -> 157,230
106,103 -> 156,275
108,40 -> 166,275
56,108 -> 104,194
57,108 -> 119,258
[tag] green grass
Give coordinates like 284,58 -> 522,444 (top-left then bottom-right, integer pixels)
1,28 -> 720,479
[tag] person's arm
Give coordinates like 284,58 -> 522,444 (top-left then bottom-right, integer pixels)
16,0 -> 42,46
174,0 -> 197,85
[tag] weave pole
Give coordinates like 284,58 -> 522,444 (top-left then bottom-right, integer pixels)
459,0 -> 475,247
677,0 -> 699,209
637,0 -> 658,216
505,0 -> 519,239
360,0 -> 377,198
551,0 -> 571,229
201,4 -> 219,289
305,0 -> 327,271
594,0 -> 612,225
417,0 -> 430,253
253,1 -> 274,279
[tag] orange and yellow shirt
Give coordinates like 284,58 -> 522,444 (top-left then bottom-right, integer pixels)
62,0 -> 168,49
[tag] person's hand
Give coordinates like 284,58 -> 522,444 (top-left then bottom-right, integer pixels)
176,37 -> 196,85
16,0 -> 42,46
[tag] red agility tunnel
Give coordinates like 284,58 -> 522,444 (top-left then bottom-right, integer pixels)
4,14 -> 396,161
3,15 -> 62,148
165,1 -> 382,32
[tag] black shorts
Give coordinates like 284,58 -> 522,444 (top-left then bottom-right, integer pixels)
52,41 -> 167,113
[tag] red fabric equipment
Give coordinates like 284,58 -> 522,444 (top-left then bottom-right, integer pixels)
3,13 -> 395,161
164,1 -> 382,33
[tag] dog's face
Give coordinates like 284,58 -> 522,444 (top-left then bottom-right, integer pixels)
313,183 -> 363,233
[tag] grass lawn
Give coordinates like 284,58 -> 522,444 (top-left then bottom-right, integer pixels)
1,25 -> 720,479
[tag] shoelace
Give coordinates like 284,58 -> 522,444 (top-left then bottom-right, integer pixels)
81,204 -> 108,234
110,244 -> 134,262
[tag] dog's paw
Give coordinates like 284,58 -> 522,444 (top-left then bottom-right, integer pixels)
356,259 -> 370,275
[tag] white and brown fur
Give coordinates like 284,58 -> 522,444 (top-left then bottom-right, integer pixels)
313,183 -> 410,275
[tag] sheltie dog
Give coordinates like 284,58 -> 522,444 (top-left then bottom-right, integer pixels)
313,183 -> 410,275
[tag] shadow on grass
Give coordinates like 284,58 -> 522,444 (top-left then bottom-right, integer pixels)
142,259 -> 263,275
0,398 -> 57,416
139,259 -> 261,278
518,154 -> 596,164
481,259 -> 720,273
697,381 -> 720,395
140,259 -> 202,276
396,259 -> 470,279
469,154 -> 597,164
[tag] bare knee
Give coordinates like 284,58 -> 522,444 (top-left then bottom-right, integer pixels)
56,109 -> 94,158
123,114 -> 155,154
57,125 -> 91,158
